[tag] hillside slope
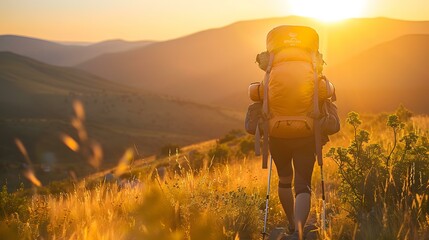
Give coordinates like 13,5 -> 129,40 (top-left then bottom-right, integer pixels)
0,51 -> 133,95
0,52 -> 242,187
77,17 -> 429,113
0,35 -> 154,66
327,34 -> 429,113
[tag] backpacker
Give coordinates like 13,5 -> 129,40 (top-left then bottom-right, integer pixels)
246,25 -> 338,168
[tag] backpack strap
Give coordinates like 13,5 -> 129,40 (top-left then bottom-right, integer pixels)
261,53 -> 275,169
254,123 -> 261,156
312,53 -> 323,167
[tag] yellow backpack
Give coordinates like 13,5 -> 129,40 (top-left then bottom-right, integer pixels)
250,25 -> 335,168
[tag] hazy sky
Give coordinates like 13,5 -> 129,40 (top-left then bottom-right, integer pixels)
1,0 -> 428,42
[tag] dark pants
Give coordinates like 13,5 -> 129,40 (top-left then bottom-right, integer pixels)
269,136 -> 316,196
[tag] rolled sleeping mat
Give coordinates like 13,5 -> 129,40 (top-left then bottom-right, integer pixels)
320,78 -> 335,99
248,82 -> 263,102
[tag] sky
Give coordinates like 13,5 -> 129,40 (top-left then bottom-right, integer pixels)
1,0 -> 429,42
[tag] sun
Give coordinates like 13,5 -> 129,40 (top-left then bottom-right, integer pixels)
285,0 -> 367,22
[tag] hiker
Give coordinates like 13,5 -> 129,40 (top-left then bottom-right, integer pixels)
246,25 -> 339,239
270,126 -> 323,239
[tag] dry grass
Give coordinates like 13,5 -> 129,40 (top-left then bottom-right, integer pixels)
1,112 -> 428,239
2,150 -> 428,239
1,158 -> 270,239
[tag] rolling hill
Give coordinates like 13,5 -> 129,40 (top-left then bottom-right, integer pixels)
0,52 -> 242,188
0,35 -> 154,66
327,34 -> 429,114
76,17 -> 429,114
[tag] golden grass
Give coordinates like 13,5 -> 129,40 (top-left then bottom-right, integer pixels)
3,149 -> 428,239
412,115 -> 429,136
46,183 -> 144,239
2,112 -> 428,239
6,158 -> 271,239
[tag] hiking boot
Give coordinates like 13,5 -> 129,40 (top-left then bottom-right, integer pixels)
290,232 -> 300,240
268,227 -> 285,240
279,231 -> 300,240
270,225 -> 295,240
286,224 -> 295,235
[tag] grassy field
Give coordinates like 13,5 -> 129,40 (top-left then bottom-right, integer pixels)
0,108 -> 428,239
0,52 -> 243,190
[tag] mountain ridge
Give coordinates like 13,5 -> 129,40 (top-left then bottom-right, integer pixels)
0,35 -> 155,66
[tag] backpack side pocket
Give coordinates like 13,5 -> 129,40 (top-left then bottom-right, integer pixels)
245,102 -> 263,135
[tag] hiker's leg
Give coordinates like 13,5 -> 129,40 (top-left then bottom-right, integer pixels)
294,192 -> 311,236
270,137 -> 294,230
292,143 -> 316,234
278,176 -> 295,231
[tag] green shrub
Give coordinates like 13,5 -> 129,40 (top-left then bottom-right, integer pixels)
219,129 -> 245,144
0,184 -> 29,220
239,138 -> 254,156
396,104 -> 413,122
207,143 -> 230,164
187,150 -> 206,172
327,111 -> 429,239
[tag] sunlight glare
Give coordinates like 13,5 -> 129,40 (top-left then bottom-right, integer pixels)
286,0 -> 367,22
14,138 -> 31,164
24,169 -> 42,187
115,148 -> 134,177
61,134 -> 80,152
88,141 -> 103,169
73,100 -> 85,121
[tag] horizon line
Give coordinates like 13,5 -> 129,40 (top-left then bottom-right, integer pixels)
1,15 -> 428,44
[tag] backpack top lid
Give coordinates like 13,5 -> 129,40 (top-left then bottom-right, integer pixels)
267,25 -> 319,53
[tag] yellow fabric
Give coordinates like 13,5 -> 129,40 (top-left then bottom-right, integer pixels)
259,78 -> 332,104
273,48 -> 313,65
266,25 -> 319,53
269,60 -> 314,117
319,78 -> 335,99
259,25 -> 326,138
257,48 -> 334,116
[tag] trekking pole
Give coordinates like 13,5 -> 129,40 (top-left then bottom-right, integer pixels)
320,162 -> 326,239
262,155 -> 273,240
315,130 -> 326,238
312,50 -> 326,238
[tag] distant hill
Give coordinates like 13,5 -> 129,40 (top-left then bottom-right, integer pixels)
0,52 -> 242,188
77,17 -> 429,113
0,35 -> 154,66
0,51 -> 133,96
326,34 -> 429,114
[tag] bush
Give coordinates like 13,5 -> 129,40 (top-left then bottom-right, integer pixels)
239,138 -> 254,156
207,143 -> 231,164
219,129 -> 245,144
396,104 -> 413,122
187,150 -> 206,172
0,184 -> 29,220
327,111 -> 429,239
